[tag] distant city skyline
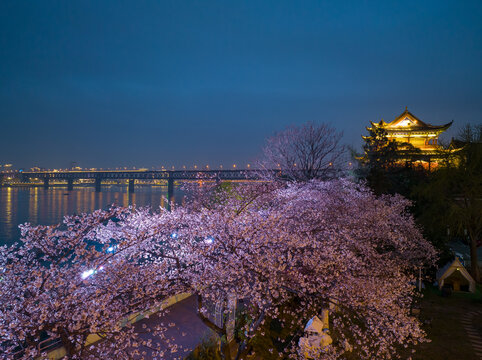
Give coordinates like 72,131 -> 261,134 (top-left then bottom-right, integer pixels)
1,1 -> 481,169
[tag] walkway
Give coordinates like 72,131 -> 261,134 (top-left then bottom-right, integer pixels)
461,309 -> 482,360
133,295 -> 215,359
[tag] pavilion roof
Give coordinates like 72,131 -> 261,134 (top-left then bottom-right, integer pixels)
369,108 -> 453,133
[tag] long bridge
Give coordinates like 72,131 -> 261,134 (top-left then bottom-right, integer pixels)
0,169 -> 264,204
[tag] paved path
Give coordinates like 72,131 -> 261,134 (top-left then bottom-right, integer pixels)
461,309 -> 482,360
133,295 -> 215,359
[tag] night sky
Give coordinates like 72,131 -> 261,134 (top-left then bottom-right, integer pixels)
1,1 -> 481,169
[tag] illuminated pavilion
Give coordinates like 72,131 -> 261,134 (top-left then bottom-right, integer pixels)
363,107 -> 454,169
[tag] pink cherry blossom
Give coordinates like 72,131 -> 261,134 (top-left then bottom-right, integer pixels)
0,179 -> 435,359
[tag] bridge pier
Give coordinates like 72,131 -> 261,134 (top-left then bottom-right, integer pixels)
167,177 -> 174,211
95,178 -> 102,192
16,170 -> 260,202
128,179 -> 135,193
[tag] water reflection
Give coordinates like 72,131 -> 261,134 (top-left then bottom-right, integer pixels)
4,187 -> 13,240
28,187 -> 39,224
0,185 -> 185,246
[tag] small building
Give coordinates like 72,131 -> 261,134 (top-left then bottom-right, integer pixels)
437,258 -> 476,293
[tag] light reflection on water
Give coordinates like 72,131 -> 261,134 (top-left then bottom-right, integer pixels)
0,185 -> 185,246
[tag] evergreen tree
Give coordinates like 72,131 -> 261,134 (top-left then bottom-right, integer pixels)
357,125 -> 425,196
414,124 -> 482,281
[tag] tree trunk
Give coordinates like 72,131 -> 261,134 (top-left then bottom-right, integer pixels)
59,328 -> 76,356
469,234 -> 480,283
196,295 -> 237,360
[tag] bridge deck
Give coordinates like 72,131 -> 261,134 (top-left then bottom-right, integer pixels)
17,169 -> 263,181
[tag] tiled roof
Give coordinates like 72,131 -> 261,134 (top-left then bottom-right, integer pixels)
371,108 -> 453,132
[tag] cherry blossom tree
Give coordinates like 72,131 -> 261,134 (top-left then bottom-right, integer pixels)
0,179 -> 435,360
179,180 -> 436,359
0,207 -> 190,359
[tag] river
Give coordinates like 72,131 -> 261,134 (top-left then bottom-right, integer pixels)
0,185 -> 185,246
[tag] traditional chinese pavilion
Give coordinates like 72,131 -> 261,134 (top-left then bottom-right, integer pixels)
364,107 -> 454,169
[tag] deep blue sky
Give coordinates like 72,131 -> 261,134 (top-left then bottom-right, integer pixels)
1,0 -> 481,169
